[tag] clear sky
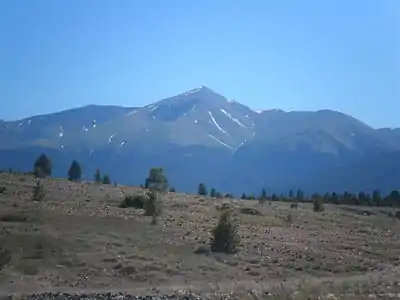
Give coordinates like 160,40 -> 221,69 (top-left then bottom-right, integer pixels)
1,0 -> 398,128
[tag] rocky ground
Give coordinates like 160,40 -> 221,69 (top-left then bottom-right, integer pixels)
1,173 -> 400,299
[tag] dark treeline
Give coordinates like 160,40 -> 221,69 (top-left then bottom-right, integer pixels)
199,185 -> 400,208
1,153 -> 399,208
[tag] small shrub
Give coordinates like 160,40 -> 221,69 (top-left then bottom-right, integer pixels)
144,191 -> 161,217
0,213 -> 30,223
32,180 -> 45,202
313,197 -> 325,212
0,248 -> 12,270
216,202 -> 233,212
286,213 -> 294,224
239,207 -> 262,216
194,245 -> 210,254
0,186 -> 6,193
120,194 -> 146,209
395,210 -> 400,220
290,202 -> 298,209
210,210 -> 240,254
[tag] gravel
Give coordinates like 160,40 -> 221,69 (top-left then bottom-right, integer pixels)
4,292 -> 235,300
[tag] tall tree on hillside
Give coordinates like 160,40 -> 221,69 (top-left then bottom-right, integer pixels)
102,174 -> 111,185
261,188 -> 267,199
372,190 -> 382,207
33,154 -> 52,178
94,168 -> 102,183
198,183 -> 208,196
68,160 -> 82,182
296,189 -> 304,201
145,168 -> 168,192
210,188 -> 217,198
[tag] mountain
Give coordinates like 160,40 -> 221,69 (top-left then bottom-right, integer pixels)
1,86 -> 400,195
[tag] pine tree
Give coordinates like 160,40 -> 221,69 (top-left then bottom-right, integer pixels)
241,193 -> 247,200
372,190 -> 382,207
102,174 -> 111,184
198,183 -> 208,196
33,154 -> 52,178
145,168 -> 168,192
68,160 -> 82,182
94,168 -> 102,183
210,188 -> 217,198
296,189 -> 304,201
261,188 -> 267,198
210,210 -> 240,254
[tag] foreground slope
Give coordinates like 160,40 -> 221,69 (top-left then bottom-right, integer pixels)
0,173 -> 400,298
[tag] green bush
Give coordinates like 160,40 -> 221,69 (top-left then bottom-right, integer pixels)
210,210 -> 240,254
120,194 -> 146,209
313,197 -> 325,212
0,248 -> 12,270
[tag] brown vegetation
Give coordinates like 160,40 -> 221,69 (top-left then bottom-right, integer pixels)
0,173 -> 400,299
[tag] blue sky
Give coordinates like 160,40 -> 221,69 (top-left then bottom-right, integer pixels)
1,0 -> 398,128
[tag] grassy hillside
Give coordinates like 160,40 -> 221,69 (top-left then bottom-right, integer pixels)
0,173 -> 400,299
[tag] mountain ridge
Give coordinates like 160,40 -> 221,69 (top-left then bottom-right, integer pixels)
1,87 -> 399,195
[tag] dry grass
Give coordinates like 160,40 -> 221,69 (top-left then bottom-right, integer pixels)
0,173 -> 400,299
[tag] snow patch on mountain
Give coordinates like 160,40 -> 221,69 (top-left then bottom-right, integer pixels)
146,104 -> 159,112
232,139 -> 247,154
183,88 -> 202,96
108,133 -> 116,143
208,111 -> 228,135
208,134 -> 232,149
220,109 -> 247,128
125,109 -> 137,116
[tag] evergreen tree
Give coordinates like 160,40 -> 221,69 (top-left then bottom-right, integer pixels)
372,190 -> 382,207
33,154 -> 52,178
296,189 -> 304,201
68,160 -> 82,182
210,210 -> 240,254
94,168 -> 102,183
102,174 -> 111,184
145,168 -> 168,192
241,193 -> 247,200
261,188 -> 267,199
210,188 -> 217,198
198,183 -> 208,196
